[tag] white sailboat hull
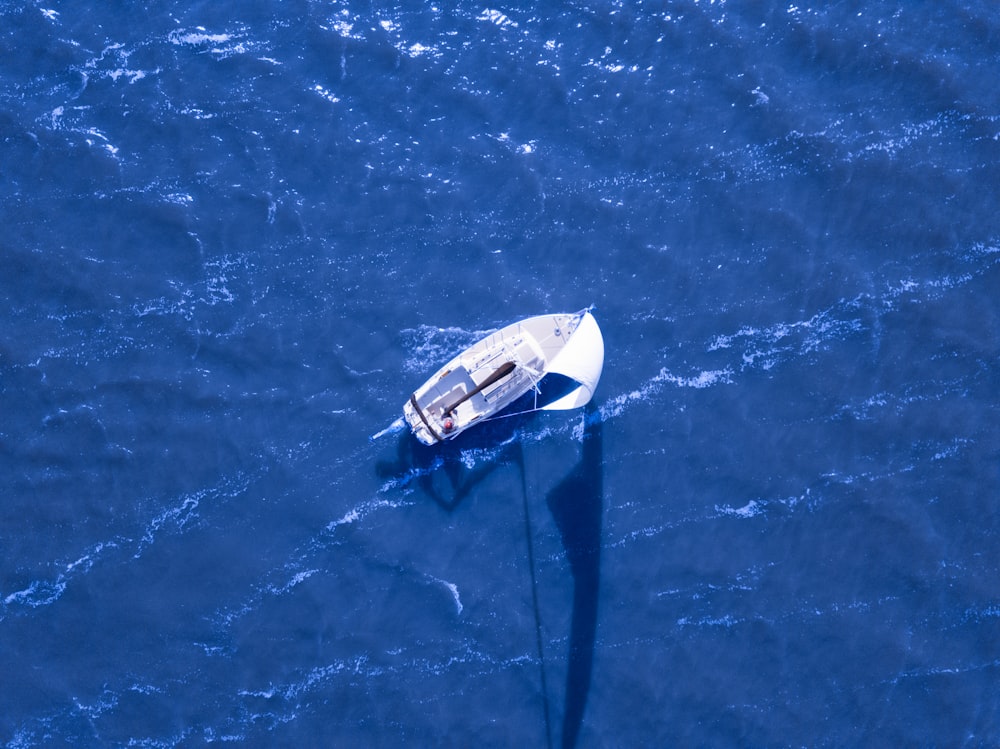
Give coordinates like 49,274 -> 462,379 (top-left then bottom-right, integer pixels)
402,309 -> 604,445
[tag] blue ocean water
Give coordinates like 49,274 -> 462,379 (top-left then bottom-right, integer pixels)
2,1 -> 999,745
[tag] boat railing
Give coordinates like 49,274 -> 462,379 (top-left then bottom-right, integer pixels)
467,338 -> 518,373
483,375 -> 522,404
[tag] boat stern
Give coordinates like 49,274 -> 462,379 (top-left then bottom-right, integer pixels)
403,395 -> 443,446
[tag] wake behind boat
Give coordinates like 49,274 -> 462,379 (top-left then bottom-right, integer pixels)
391,309 -> 604,445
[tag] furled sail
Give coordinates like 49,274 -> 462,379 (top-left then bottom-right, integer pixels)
540,311 -> 605,411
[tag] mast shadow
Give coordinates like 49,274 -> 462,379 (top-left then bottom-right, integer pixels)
373,402 -> 604,749
545,404 -> 603,749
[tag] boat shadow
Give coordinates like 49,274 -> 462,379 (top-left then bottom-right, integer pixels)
375,410 -> 533,511
373,405 -> 604,749
375,372 -> 583,510
544,405 -> 602,749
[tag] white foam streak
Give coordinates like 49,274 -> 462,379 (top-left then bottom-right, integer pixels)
478,9 -> 518,28
214,482 -> 416,631
240,641 -> 531,710
1,474 -> 250,616
400,324 -> 489,374
886,657 -> 1000,686
2,540 -> 119,615
426,575 -> 463,615
169,30 -> 235,47
716,500 -> 764,518
268,569 -> 318,597
676,614 -> 743,628
609,489 -> 816,551
327,497 -> 409,530
600,366 -> 732,421
708,306 -> 864,366
167,27 -> 258,59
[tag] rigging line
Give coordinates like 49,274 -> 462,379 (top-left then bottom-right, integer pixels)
518,440 -> 553,749
481,404 -> 545,424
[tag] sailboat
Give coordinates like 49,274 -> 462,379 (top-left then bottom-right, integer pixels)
395,308 -> 605,445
